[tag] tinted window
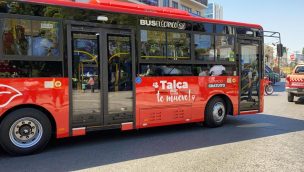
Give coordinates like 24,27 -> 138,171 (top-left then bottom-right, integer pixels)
3,19 -> 32,56
141,30 -> 166,60
215,36 -> 235,62
193,23 -> 213,33
236,27 -> 262,37
140,64 -> 192,76
193,65 -> 237,76
0,2 -> 137,26
2,18 -> 60,57
0,60 -> 63,78
216,25 -> 234,35
141,30 -> 191,60
194,34 -> 215,61
295,66 -> 304,73
32,21 -> 60,57
167,32 -> 191,60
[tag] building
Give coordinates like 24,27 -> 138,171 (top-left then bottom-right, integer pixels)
264,45 -> 275,68
295,53 -> 304,64
117,0 -> 208,17
205,2 -> 223,20
74,0 -> 208,17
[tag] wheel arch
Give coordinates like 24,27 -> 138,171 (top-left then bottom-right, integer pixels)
205,94 -> 234,116
0,104 -> 57,137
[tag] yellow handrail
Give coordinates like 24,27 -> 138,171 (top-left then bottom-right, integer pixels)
74,50 -> 98,64
108,52 -> 130,62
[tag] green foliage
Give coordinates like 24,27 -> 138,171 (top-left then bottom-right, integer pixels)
43,6 -> 64,18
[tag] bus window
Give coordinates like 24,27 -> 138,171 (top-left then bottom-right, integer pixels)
140,30 -> 166,60
140,64 -> 192,76
0,60 -> 63,78
2,18 -> 60,58
3,19 -> 32,56
215,36 -> 235,62
193,65 -> 237,76
194,34 -> 215,61
216,25 -> 234,35
32,21 -> 60,57
193,23 -> 214,33
167,32 -> 191,60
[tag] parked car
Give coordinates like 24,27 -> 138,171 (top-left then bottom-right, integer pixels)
286,64 -> 304,102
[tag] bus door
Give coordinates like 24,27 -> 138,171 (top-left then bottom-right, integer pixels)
68,26 -> 134,128
104,30 -> 134,125
69,27 -> 103,127
238,39 -> 262,112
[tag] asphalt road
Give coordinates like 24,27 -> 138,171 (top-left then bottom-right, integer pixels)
0,81 -> 303,172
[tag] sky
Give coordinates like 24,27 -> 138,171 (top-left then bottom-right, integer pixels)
210,0 -> 304,53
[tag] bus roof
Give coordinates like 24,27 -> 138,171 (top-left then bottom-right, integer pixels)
20,0 -> 263,29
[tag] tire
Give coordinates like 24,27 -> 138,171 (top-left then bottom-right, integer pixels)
204,97 -> 227,128
288,93 -> 294,102
265,85 -> 274,95
0,108 -> 52,155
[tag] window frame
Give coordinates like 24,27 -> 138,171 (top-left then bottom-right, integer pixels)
138,26 -> 193,64
166,31 -> 192,60
0,13 -> 64,62
215,35 -> 236,62
138,22 -> 238,66
0,18 -> 3,59
191,24 -> 237,72
194,33 -> 215,62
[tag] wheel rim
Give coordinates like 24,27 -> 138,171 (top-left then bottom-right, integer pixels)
9,117 -> 43,148
212,102 -> 226,123
266,86 -> 273,94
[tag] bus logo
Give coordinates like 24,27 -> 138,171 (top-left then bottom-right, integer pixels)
140,19 -> 186,30
0,84 -> 23,108
152,80 -> 195,103
54,81 -> 62,88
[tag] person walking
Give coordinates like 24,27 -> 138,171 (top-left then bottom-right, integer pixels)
88,76 -> 95,93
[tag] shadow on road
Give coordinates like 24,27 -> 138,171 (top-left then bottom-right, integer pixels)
0,114 -> 303,171
295,97 -> 304,105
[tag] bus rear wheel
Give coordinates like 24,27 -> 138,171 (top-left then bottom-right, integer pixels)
204,97 -> 227,128
0,108 -> 52,155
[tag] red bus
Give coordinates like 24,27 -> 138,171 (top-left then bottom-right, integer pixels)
0,0 -> 264,155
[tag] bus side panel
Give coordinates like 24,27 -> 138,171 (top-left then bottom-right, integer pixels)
0,78 -> 69,138
260,78 -> 265,113
135,76 -> 239,129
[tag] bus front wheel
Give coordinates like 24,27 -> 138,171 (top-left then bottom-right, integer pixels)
0,108 -> 52,155
204,97 -> 227,128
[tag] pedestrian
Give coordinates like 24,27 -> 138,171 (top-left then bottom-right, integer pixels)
88,76 -> 95,93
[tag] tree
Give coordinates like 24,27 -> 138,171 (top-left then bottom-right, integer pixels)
302,47 -> 304,55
